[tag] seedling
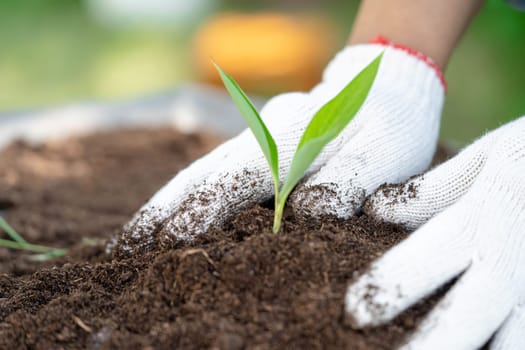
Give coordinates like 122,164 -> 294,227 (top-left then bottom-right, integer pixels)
215,53 -> 382,233
0,216 -> 66,261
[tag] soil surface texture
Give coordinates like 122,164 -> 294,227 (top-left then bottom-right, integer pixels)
0,128 -> 445,349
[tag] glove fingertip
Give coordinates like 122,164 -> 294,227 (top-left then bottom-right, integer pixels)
362,184 -> 394,219
344,272 -> 396,329
344,286 -> 377,329
363,180 -> 422,229
289,182 -> 365,221
108,206 -> 164,257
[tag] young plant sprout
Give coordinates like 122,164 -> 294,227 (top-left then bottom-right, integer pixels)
0,216 -> 66,261
215,53 -> 382,233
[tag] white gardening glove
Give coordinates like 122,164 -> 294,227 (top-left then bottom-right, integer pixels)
112,43 -> 444,254
346,116 -> 525,350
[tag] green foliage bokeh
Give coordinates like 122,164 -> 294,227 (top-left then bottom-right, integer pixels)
0,0 -> 523,144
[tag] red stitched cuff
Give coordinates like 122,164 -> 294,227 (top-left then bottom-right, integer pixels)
369,35 -> 447,92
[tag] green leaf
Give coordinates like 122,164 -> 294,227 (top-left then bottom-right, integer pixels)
0,237 -> 65,254
214,63 -> 279,185
278,53 -> 383,211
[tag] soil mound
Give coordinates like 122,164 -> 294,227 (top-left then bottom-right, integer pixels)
0,128 -> 443,349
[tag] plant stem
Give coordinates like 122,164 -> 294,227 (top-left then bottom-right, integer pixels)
273,199 -> 285,234
272,181 -> 282,233
273,183 -> 297,234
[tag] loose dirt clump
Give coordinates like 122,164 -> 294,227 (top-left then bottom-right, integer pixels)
0,128 -> 446,349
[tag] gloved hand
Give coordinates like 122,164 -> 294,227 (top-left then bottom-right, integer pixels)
112,42 -> 445,254
346,116 -> 525,350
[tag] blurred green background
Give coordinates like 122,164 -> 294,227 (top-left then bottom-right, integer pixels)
0,0 -> 524,145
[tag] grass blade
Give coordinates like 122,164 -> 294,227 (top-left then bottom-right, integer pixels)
0,238 -> 63,254
0,216 -> 28,245
0,217 -> 67,260
214,63 -> 279,185
275,53 -> 383,231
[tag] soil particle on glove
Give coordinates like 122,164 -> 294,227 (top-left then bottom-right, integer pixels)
365,143 -> 455,211
372,179 -> 420,207
0,128 -> 448,349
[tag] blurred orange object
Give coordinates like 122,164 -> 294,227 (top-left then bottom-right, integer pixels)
192,12 -> 337,94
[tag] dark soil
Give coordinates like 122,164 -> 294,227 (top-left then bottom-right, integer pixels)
0,128 -> 446,349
